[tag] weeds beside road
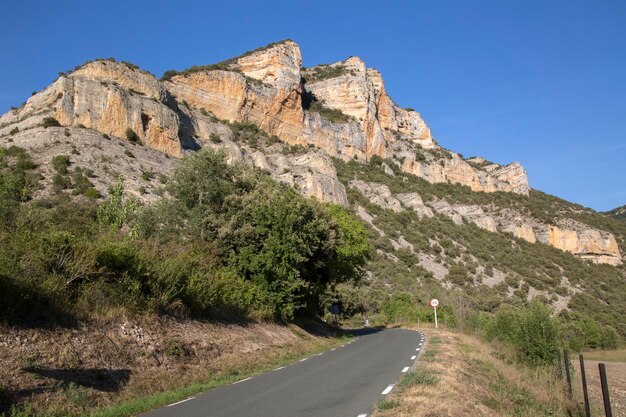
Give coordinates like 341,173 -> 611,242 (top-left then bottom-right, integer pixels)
374,325 -> 574,417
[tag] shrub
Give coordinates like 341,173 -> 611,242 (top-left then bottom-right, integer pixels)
95,241 -> 135,273
9,127 -> 18,135
125,128 -> 141,144
124,150 -> 135,158
484,302 -> 559,366
209,133 -> 222,144
83,187 -> 101,199
51,155 -> 70,174
41,117 -> 61,128
160,70 -> 179,81
52,173 -> 71,192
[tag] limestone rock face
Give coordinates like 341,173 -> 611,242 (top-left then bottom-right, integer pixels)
396,193 -> 434,219
535,221 -> 622,266
303,57 -> 433,154
72,60 -> 168,100
163,40 -> 528,195
484,162 -> 530,195
0,62 -> 184,157
234,40 -> 302,89
270,152 -> 349,207
491,209 -> 621,265
348,180 -> 403,212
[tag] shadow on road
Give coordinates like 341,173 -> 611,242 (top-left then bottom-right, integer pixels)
342,326 -> 386,336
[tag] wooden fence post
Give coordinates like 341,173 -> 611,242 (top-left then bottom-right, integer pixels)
599,363 -> 613,417
579,353 -> 591,417
564,349 -> 572,397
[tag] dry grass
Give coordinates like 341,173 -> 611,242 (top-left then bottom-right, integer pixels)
0,317 -> 344,416
373,325 -> 573,417
584,349 -> 626,362
573,359 -> 626,417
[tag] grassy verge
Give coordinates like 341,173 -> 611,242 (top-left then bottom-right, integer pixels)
583,348 -> 626,362
373,326 -> 574,417
86,335 -> 351,417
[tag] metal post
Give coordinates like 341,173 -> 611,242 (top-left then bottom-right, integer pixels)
556,348 -> 563,379
564,349 -> 572,397
598,363 -> 613,417
433,306 -> 438,329
579,353 -> 591,417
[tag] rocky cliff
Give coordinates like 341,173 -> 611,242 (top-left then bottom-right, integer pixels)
0,39 -> 620,265
348,179 -> 622,265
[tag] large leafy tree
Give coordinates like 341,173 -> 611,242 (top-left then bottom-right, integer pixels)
138,149 -> 370,319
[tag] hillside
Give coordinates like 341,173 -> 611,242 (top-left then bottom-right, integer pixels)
0,39 -> 624,343
608,205 -> 626,221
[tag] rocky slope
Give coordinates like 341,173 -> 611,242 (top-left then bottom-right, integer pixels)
608,205 -> 626,220
0,40 -> 622,269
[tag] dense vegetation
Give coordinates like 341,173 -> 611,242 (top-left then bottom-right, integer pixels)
0,147 -> 370,324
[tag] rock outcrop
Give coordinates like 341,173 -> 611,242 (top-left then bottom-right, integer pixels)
347,180 -> 621,264
164,40 -> 528,195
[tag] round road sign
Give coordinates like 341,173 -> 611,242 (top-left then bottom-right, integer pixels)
430,299 -> 439,308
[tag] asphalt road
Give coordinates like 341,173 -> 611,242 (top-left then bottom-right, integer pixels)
142,328 -> 424,417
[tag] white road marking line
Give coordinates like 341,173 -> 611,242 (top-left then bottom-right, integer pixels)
402,367 -> 410,373
416,348 -> 420,351
275,366 -> 285,371
167,397 -> 195,407
381,384 -> 394,395
299,357 -> 308,362
234,377 -> 251,384
419,343 -> 423,346
331,348 -> 336,351
411,355 -> 416,360
357,414 -> 368,417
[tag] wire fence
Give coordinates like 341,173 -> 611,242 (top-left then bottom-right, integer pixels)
559,348 -> 614,417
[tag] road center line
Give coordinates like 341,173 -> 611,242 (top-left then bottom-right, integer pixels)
167,397 -> 195,407
381,384 -> 395,395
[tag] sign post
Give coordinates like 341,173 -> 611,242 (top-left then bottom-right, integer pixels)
429,299 -> 439,328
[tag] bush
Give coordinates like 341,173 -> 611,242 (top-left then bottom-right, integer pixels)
125,128 -> 141,144
51,155 -> 70,174
9,127 -> 18,135
83,187 -> 101,199
41,117 -> 61,128
52,173 -> 71,192
484,302 -> 559,366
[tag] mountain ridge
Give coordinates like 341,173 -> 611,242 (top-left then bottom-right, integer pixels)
1,40 -> 624,334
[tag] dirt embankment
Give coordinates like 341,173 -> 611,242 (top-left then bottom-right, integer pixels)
0,317 -> 339,416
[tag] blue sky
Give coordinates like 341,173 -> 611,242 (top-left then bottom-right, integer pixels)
1,0 -> 624,211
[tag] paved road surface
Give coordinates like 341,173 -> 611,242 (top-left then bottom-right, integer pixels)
142,328 -> 424,417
